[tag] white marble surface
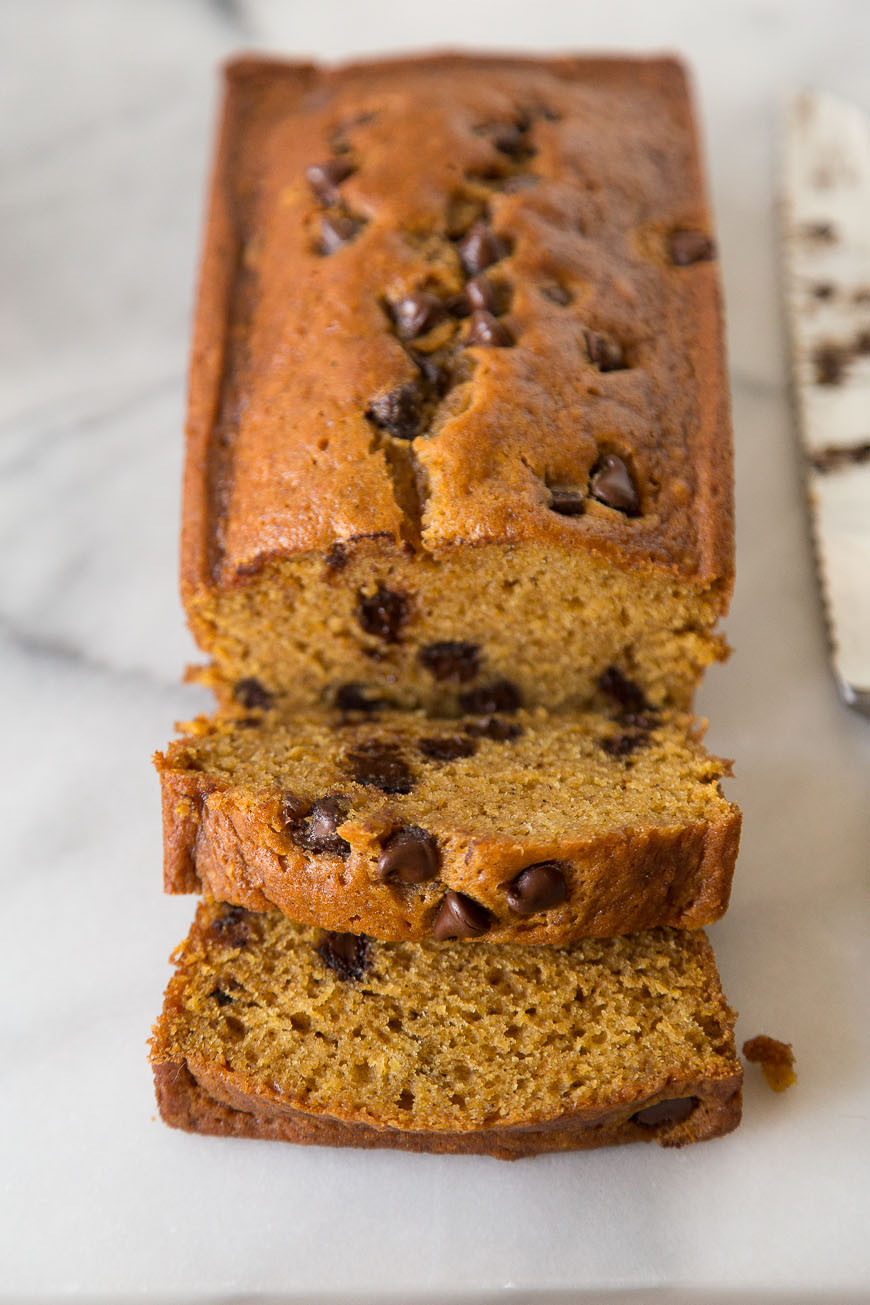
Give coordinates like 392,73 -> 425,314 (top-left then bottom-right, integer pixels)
1,1 -> 869,1300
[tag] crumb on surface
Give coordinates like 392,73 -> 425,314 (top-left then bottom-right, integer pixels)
743,1034 -> 796,1092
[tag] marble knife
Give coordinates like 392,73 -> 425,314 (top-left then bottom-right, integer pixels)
782,91 -> 870,714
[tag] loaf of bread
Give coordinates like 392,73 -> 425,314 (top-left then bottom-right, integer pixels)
151,901 -> 742,1159
183,53 -> 733,717
156,695 -> 739,944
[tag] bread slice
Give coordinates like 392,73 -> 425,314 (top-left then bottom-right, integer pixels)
184,55 -> 732,719
151,901 -> 742,1159
156,701 -> 740,944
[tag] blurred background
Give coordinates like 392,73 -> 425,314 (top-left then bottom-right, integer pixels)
2,2 -> 868,1301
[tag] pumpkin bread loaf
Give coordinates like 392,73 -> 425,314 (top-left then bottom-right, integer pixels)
184,53 -> 733,717
151,901 -> 742,1160
156,695 -> 739,945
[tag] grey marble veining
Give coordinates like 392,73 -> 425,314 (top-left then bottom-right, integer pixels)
1,0 -> 869,1299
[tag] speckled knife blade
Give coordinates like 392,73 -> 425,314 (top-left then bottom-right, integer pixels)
782,92 -> 870,713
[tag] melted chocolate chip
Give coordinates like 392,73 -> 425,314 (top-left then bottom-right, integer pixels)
589,453 -> 640,516
366,381 -> 424,440
346,741 -> 414,794
335,682 -> 387,713
459,679 -> 522,715
211,987 -> 234,1007
505,862 -> 568,915
356,585 -> 409,642
549,488 -> 585,517
431,891 -> 492,940
324,542 -> 348,571
419,640 -> 481,683
463,716 -> 523,741
317,213 -> 364,255
632,1096 -> 698,1128
377,826 -> 439,884
306,157 -> 354,204
668,229 -> 715,266
233,678 -> 273,711
490,122 -> 528,158
601,732 -> 644,757
286,794 -> 352,857
598,667 -> 649,715
391,292 -> 446,340
466,309 -> 513,347
584,330 -> 626,372
541,284 -> 572,305
316,931 -> 371,981
210,905 -> 253,950
456,221 -> 509,275
419,735 -> 477,761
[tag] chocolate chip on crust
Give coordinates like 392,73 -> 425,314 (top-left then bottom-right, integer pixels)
377,826 -> 440,884
356,585 -> 409,642
316,931 -> 371,981
466,309 -> 513,347
505,863 -> 568,915
589,453 -> 640,516
632,1096 -> 698,1127
346,741 -> 414,794
456,221 -> 510,275
432,891 -> 492,940
420,641 -> 481,683
317,213 -> 365,255
549,488 -> 585,517
391,291 -> 447,340
365,381 -> 424,440
584,329 -> 626,372
306,157 -> 355,204
459,679 -> 522,715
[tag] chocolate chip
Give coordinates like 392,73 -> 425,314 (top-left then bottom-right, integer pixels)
598,667 -> 649,715
463,716 -> 523,741
210,905 -> 253,950
316,931 -> 371,981
356,585 -> 409,642
456,221 -> 509,275
584,330 -> 626,372
377,826 -> 439,884
601,732 -> 643,757
391,292 -> 446,340
233,678 -> 273,711
466,275 -> 501,313
419,640 -> 481,682
346,741 -> 414,794
549,488 -> 584,517
286,794 -> 352,857
318,213 -> 364,255
335,682 -> 386,713
632,1096 -> 698,1128
589,453 -> 640,516
668,229 -> 715,266
211,987 -> 234,1007
505,862 -> 568,915
466,310 -> 513,347
432,891 -> 492,940
366,381 -> 424,440
408,350 -> 450,395
814,343 -> 845,386
459,679 -> 522,714
541,284 -> 572,305
324,542 -> 348,571
306,157 -> 355,204
491,122 -> 527,157
419,735 -> 477,761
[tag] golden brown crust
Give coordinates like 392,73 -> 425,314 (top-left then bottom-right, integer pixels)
182,52 -> 733,613
154,1057 -> 742,1160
